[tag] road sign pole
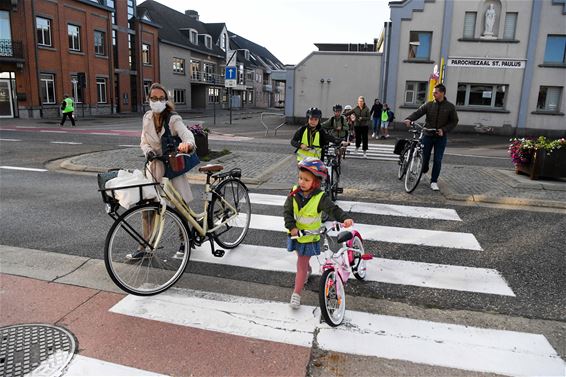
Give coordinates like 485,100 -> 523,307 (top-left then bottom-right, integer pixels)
229,88 -> 232,125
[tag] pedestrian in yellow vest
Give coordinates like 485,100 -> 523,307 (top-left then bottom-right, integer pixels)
283,158 -> 354,309
291,107 -> 347,162
60,94 -> 76,127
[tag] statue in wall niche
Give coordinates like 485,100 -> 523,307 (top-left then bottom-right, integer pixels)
484,4 -> 496,36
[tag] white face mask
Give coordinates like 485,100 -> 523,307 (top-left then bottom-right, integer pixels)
150,100 -> 167,113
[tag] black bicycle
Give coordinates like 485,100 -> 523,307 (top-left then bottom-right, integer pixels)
323,143 -> 345,201
396,122 -> 437,193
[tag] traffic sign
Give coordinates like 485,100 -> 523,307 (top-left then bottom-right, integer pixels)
225,79 -> 237,88
225,66 -> 237,80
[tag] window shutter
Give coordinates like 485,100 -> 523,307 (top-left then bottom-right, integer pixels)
463,12 -> 476,39
503,13 -> 517,40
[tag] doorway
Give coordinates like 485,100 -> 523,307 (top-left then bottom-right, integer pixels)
0,79 -> 14,118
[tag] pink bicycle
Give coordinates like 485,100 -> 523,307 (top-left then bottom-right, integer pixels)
295,224 -> 373,326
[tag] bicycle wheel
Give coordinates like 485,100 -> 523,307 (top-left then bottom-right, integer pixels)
319,269 -> 346,327
397,146 -> 410,180
404,148 -> 424,193
347,236 -> 368,280
330,164 -> 340,201
209,178 -> 251,249
105,203 -> 190,296
323,165 -> 333,198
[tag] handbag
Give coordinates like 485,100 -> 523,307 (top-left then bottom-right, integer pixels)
161,112 -> 200,179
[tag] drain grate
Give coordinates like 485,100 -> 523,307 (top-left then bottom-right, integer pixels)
0,324 -> 76,377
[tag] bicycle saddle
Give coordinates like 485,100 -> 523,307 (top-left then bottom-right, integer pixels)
198,164 -> 223,173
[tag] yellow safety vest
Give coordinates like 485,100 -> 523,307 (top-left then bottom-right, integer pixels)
63,98 -> 74,113
290,186 -> 324,243
381,110 -> 389,122
296,128 -> 321,161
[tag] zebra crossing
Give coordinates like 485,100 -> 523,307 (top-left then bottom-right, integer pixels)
107,193 -> 565,376
345,142 -> 398,161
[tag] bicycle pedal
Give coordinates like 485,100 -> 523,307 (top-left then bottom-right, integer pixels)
212,249 -> 225,258
336,188 -> 343,193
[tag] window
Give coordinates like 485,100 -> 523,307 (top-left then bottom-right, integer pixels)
106,0 -> 116,25
221,34 -> 227,51
205,35 -> 212,49
404,81 -> 428,105
127,0 -> 135,29
173,58 -> 185,74
128,34 -> 135,69
456,83 -> 507,108
112,30 -> 118,68
503,13 -> 517,40
174,89 -> 186,104
40,74 -> 55,104
203,63 -> 215,82
208,87 -> 220,103
543,35 -> 566,64
71,75 -> 83,103
463,12 -> 476,39
190,59 -> 200,80
96,78 -> 107,103
68,24 -> 81,51
190,29 -> 197,44
94,31 -> 106,55
537,87 -> 562,112
248,90 -> 253,103
36,17 -> 52,47
142,43 -> 150,64
143,80 -> 152,101
408,31 -> 432,60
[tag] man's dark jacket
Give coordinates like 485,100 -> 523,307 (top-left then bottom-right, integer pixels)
406,98 -> 459,134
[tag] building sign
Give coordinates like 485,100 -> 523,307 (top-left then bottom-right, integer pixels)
447,57 -> 525,69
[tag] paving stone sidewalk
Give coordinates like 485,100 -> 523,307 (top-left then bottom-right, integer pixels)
61,148 -> 566,210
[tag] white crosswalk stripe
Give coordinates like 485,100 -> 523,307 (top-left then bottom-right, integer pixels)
111,288 -> 565,376
250,193 -> 462,221
249,214 -> 482,250
190,243 -> 514,296
63,355 -> 164,376
345,143 -> 398,161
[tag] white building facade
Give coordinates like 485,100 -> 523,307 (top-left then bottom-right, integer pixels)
383,0 -> 566,136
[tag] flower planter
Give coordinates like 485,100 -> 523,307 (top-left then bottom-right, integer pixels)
194,133 -> 209,158
515,148 -> 566,180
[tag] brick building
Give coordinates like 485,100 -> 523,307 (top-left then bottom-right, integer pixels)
0,0 -> 159,119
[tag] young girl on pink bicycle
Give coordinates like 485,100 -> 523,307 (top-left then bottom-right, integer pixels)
283,158 -> 354,308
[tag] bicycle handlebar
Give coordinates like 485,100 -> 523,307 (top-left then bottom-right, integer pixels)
409,121 -> 438,134
290,222 -> 343,239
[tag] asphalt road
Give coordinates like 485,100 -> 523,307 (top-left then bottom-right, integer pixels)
1,124 -> 564,323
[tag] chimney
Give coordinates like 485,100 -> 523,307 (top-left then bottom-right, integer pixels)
185,10 -> 199,20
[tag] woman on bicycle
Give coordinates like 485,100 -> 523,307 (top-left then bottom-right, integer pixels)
131,83 -> 195,260
283,158 -> 353,309
291,107 -> 347,162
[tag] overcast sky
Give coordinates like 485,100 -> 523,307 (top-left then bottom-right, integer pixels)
140,0 -> 391,65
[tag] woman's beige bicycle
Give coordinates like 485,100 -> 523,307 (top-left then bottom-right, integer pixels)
97,158 -> 251,296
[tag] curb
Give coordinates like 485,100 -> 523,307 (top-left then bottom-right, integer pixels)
438,180 -> 566,210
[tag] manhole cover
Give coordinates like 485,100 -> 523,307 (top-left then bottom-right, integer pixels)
0,324 -> 76,377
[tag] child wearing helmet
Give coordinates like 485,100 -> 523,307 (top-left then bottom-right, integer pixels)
321,104 -> 350,141
283,157 -> 354,309
291,107 -> 347,162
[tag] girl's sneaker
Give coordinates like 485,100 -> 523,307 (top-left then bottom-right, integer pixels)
290,293 -> 301,309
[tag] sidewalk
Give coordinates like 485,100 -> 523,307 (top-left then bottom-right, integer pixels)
59,146 -> 566,211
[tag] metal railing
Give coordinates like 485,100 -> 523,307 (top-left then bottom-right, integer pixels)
260,112 -> 286,136
190,71 -> 225,85
0,39 -> 24,59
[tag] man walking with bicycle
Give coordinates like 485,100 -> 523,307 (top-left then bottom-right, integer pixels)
403,84 -> 458,191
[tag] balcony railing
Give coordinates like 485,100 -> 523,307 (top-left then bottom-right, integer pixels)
190,71 -> 225,85
0,39 -> 24,60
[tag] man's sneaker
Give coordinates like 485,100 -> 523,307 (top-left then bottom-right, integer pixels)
385,135 -> 390,139
371,132 -> 375,138
431,182 -> 440,191
126,249 -> 149,260
363,152 -> 367,159
290,293 -> 301,309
